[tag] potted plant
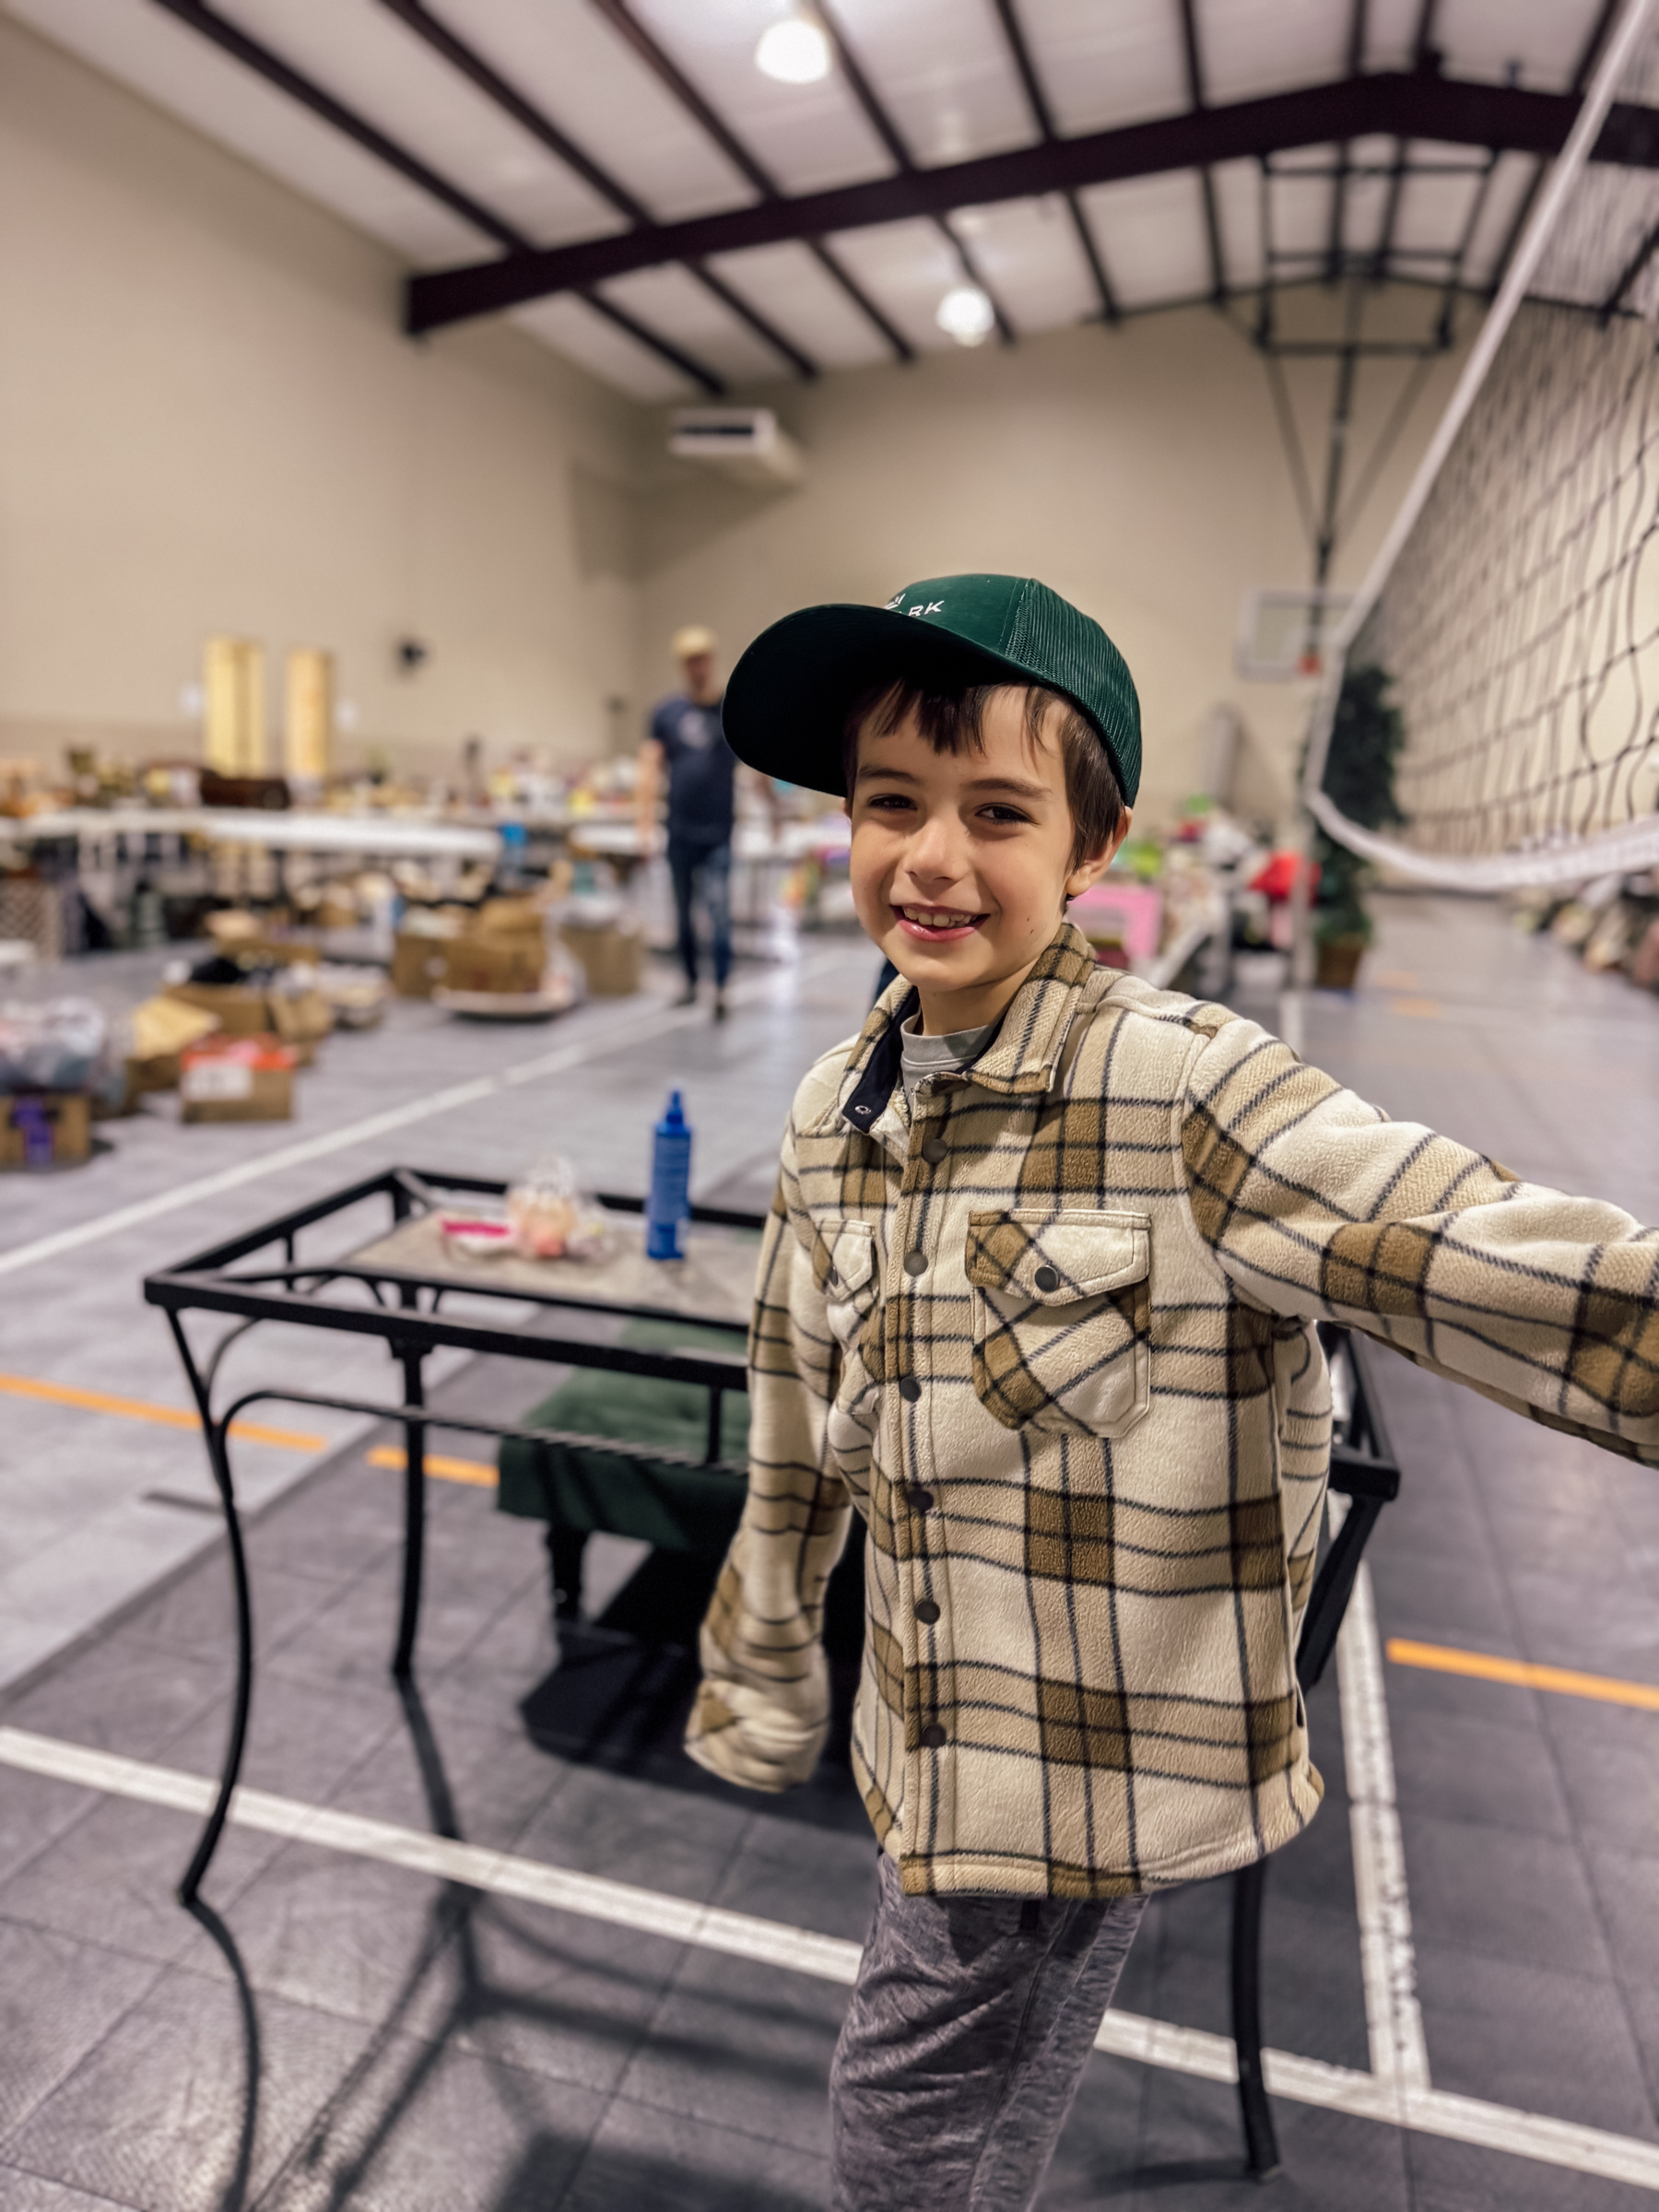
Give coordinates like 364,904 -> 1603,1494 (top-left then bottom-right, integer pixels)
1309,663 -> 1406,989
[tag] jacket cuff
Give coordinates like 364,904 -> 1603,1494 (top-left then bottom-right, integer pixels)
684,1680 -> 826,1794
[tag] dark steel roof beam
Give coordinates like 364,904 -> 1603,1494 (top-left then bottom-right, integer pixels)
407,69 -> 1659,332
375,0 -> 815,379
588,0 -> 913,362
989,0 -> 1119,322
145,0 -> 727,393
816,2 -> 1017,345
1176,0 -> 1227,300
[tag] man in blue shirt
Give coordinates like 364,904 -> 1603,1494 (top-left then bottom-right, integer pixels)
638,624 -> 737,1020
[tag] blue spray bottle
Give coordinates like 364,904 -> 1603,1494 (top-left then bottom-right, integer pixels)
646,1089 -> 692,1260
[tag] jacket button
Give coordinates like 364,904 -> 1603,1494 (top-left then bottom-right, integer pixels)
915,1598 -> 940,1625
900,1376 -> 922,1403
910,1487 -> 934,1512
903,1249 -> 927,1275
920,1722 -> 947,1749
1034,1265 -> 1060,1292
921,1138 -> 947,1165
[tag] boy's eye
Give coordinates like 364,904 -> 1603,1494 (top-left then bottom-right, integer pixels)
981,804 -> 1031,825
865,791 -> 914,812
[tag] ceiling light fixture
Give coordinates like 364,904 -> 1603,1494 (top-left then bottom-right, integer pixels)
756,11 -> 831,85
935,285 -> 995,347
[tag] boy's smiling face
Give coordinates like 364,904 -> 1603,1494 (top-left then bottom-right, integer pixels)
848,686 -> 1129,1034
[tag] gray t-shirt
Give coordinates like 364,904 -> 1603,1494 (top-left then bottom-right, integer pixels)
900,1014 -> 1000,1105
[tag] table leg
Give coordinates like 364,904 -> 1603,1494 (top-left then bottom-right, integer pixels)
1230,1857 -> 1282,2180
393,1347 -> 427,1679
179,1415 -> 253,1907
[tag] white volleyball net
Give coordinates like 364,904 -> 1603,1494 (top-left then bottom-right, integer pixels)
1304,0 -> 1659,888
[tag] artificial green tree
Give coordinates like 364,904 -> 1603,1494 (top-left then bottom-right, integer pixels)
1310,663 -> 1406,950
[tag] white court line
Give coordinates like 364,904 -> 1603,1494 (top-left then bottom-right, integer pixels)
4,1724 -> 1658,2193
1330,1493 -> 1431,2091
0,955 -> 842,1282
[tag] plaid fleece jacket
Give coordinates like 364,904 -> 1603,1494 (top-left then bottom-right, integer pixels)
686,924 -> 1659,1897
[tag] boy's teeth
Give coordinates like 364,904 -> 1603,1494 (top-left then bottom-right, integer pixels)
904,907 -> 975,926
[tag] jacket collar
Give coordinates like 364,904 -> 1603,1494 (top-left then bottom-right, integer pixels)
835,922 -> 1099,1134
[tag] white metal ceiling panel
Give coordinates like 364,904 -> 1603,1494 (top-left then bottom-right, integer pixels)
830,0 -> 1038,164
1077,170 -> 1212,309
1459,150 -> 1541,289
595,261 -> 787,384
1389,140 -> 1488,276
1436,0 -> 1605,91
821,219 -> 969,355
214,0 -> 620,248
5,0 -> 490,263
1338,135 -> 1403,262
1264,148 -> 1342,276
1196,0 -> 1350,103
700,241 -> 894,371
423,0 -> 757,221
1015,0 -> 1187,135
1212,159 -> 1265,290
1362,0 -> 1423,73
510,293 -> 693,399
628,0 -> 892,195
952,195 -> 1098,331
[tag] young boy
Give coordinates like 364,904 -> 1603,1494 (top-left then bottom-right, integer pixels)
686,574 -> 1659,2210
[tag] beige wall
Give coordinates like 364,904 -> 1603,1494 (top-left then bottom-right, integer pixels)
0,16 -> 644,787
636,294 -> 1475,835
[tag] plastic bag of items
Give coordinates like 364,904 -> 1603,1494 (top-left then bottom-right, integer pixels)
0,997 -> 111,1094
437,1154 -> 612,1262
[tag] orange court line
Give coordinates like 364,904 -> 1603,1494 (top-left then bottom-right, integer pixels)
1387,1638 -> 1659,1712
366,1444 -> 496,1488
0,1372 -> 326,1452
1387,997 -> 1443,1019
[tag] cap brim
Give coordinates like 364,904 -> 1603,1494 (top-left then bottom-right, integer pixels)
721,605 -> 1031,796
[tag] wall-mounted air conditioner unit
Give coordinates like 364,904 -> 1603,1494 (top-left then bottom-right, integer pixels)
667,408 -> 804,486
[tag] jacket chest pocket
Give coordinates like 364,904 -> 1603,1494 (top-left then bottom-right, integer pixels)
967,1209 -> 1152,1438
818,1218 -> 882,1351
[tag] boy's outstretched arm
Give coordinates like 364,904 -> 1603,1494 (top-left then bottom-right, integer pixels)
1182,1014 -> 1659,1465
686,1120 -> 853,1792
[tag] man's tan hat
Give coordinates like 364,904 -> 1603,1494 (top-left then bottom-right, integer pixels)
671,624 -> 717,660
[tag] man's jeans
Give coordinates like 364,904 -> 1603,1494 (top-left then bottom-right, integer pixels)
830,1852 -> 1147,2211
667,834 -> 732,989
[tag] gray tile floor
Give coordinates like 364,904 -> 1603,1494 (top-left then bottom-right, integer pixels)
0,893 -> 1656,2207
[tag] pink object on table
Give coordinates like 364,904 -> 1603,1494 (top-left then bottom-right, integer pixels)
1069,880 -> 1163,964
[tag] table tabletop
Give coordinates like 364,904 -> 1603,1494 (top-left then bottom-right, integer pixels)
346,1207 -> 761,1332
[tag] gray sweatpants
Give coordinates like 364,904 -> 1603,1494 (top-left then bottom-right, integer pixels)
830,1853 -> 1147,2211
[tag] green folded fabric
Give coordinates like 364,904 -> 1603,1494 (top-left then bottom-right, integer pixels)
497,1317 -> 749,1555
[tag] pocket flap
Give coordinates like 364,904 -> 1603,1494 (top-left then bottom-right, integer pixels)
825,1219 -> 877,1294
966,1210 -> 1149,1302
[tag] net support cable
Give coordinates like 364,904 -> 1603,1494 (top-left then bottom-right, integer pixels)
1301,0 -> 1659,890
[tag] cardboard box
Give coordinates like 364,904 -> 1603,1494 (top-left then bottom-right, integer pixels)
1,1089 -> 91,1169
180,1036 -> 296,1123
561,919 -> 643,996
476,896 -> 547,937
437,933 -> 548,996
165,981 -> 331,1065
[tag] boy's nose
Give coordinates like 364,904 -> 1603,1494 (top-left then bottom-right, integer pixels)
903,816 -> 968,886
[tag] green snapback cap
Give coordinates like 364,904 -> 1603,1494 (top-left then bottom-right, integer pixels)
721,572 -> 1141,805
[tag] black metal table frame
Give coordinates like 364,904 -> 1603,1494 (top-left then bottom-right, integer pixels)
143,1164 -> 757,1906
145,1171 -> 1399,2183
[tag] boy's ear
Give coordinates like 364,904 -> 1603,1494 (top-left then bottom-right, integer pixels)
1064,806 -> 1134,901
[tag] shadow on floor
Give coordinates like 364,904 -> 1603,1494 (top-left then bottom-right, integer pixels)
522,1546 -> 871,1837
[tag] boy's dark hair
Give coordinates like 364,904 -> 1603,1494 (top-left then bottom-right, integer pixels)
841,677 -> 1124,871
